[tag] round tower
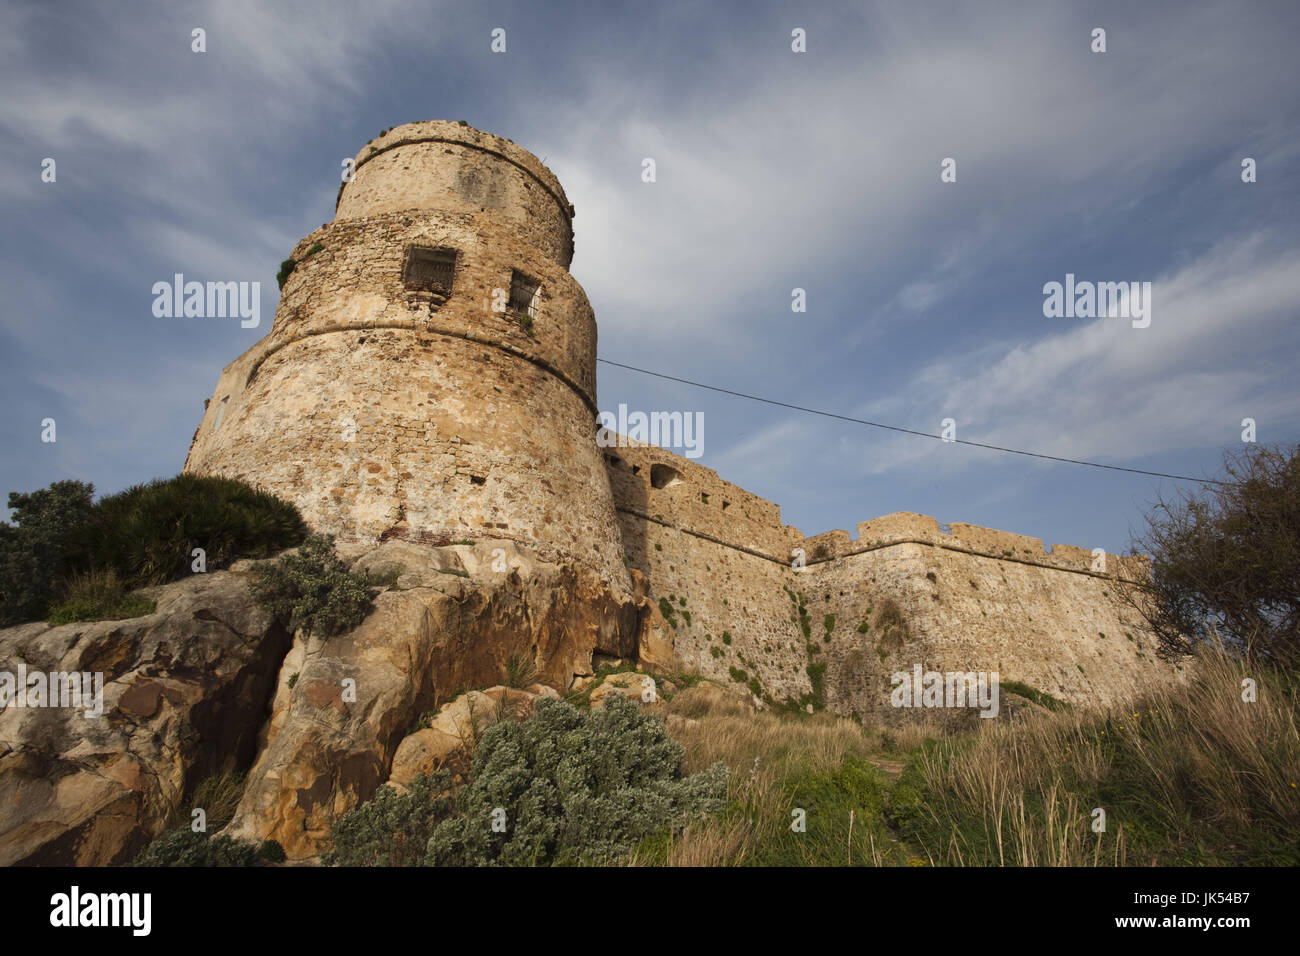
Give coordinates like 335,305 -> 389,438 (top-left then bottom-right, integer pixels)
184,120 -> 630,589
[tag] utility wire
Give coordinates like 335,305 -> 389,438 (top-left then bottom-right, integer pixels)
597,358 -> 1228,486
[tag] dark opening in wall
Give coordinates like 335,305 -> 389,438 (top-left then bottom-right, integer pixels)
469,475 -> 486,485
722,500 -> 731,510
507,269 -> 540,317
604,453 -> 626,469
650,463 -> 682,489
404,246 -> 457,296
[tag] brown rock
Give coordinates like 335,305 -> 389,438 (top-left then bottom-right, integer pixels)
117,681 -> 162,718
0,570 -> 287,866
388,685 -> 547,787
589,671 -> 662,710
222,539 -> 646,860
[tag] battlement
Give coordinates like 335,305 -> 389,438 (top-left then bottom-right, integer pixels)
603,439 -> 1148,581
602,438 -> 801,559
803,511 -> 1148,580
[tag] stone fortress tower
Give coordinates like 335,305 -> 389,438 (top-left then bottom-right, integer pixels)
184,121 -> 631,590
187,119 -> 1175,722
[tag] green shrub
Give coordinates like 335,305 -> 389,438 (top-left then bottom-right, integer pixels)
327,697 -> 727,866
325,772 -> 456,866
747,754 -> 893,866
276,258 -> 296,290
72,474 -> 306,587
0,480 -> 95,626
46,569 -> 155,625
657,596 -> 678,629
131,828 -> 259,867
803,660 -> 827,710
425,697 -> 726,866
258,840 -> 286,863
0,476 -> 304,626
249,534 -> 372,638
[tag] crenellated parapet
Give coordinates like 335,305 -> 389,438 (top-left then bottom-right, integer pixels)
602,438 -> 802,561
797,511 -> 1150,581
603,435 -> 1150,585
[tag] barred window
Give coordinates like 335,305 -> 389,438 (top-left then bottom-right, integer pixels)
507,270 -> 540,317
403,247 -> 457,295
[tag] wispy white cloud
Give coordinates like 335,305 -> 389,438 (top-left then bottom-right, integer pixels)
850,232 -> 1300,476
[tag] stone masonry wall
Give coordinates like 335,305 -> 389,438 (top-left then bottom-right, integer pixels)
605,441 -> 1177,717
184,122 -> 629,590
184,119 -> 1178,721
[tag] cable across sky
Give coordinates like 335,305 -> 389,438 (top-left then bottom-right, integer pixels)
597,358 -> 1228,486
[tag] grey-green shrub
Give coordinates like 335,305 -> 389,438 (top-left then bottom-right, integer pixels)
323,771 -> 455,866
131,828 -> 259,867
325,696 -> 727,866
424,696 -> 727,866
249,534 -> 372,637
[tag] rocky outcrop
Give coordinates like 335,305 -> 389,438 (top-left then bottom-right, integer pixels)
0,572 -> 289,866
0,537 -> 673,866
222,538 -> 667,860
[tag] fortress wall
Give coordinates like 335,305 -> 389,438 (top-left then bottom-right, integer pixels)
615,507 -> 812,703
809,544 -> 1179,720
604,444 -> 1169,714
798,511 -> 1147,579
858,511 -> 943,544
947,523 -> 1047,560
603,442 -> 800,557
606,443 -> 811,701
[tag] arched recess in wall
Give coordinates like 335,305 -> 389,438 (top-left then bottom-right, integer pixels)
650,463 -> 683,489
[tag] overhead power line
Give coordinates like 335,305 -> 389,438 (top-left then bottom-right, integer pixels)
596,358 -> 1228,486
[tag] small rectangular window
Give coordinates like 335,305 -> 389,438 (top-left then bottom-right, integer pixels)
404,247 -> 457,295
507,270 -> 540,317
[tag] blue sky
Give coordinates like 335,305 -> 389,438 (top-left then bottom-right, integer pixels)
1,0 -> 1297,555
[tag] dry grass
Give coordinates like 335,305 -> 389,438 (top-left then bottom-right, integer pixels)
626,685 -> 926,866
166,769 -> 247,831
902,644 -> 1300,865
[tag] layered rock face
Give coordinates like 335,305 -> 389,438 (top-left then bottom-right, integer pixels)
0,538 -> 672,865
0,572 -> 289,865
221,539 -> 656,859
